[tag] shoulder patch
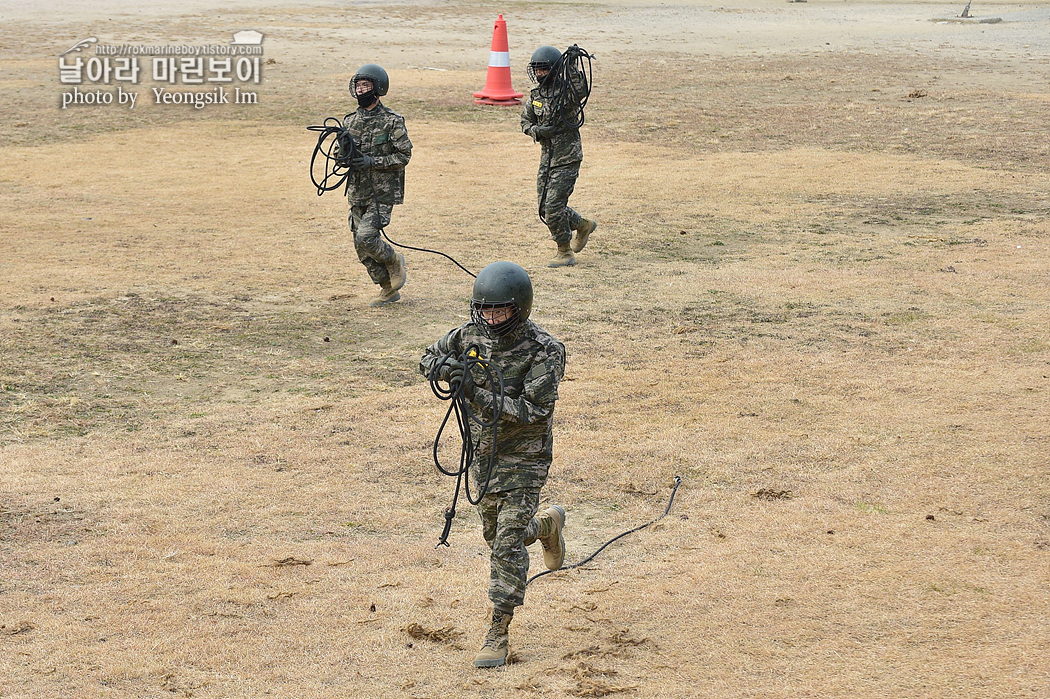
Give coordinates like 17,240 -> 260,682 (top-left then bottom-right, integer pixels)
532,100 -> 543,108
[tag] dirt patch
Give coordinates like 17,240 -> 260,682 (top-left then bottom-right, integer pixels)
2,2 -> 1049,698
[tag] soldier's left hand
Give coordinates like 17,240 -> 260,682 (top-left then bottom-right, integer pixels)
351,153 -> 376,170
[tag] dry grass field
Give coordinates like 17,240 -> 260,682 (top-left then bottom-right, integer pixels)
2,1 -> 1049,697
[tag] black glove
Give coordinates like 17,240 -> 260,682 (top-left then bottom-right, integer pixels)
437,357 -> 464,383
458,373 -> 476,400
533,124 -> 557,140
351,153 -> 376,170
444,361 -> 475,400
333,134 -> 354,166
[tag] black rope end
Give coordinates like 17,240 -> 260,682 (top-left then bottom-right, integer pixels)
435,506 -> 455,549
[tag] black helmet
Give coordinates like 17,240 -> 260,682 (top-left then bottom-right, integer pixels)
350,63 -> 389,96
470,261 -> 533,338
527,45 -> 562,84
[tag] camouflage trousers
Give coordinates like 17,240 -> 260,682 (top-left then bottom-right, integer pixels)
537,161 -> 583,247
349,201 -> 397,286
478,488 -> 556,611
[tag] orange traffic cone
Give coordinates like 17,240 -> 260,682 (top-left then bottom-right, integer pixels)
473,14 -> 523,106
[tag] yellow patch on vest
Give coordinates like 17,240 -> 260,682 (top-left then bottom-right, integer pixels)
468,347 -> 488,369
532,100 -> 543,108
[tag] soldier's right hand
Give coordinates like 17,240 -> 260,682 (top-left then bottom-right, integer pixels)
438,357 -> 464,383
332,142 -> 352,168
534,124 -> 557,140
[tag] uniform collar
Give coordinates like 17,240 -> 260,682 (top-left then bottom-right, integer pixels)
494,321 -> 529,348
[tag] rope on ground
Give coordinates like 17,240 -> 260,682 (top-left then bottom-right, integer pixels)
526,475 -> 683,586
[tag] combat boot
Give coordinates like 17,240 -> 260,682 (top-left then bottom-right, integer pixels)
369,282 -> 400,307
386,253 -> 407,291
536,505 -> 566,570
547,244 -> 576,268
571,218 -> 597,253
473,607 -> 513,668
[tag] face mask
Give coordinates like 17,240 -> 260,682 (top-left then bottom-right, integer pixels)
470,303 -> 521,339
356,89 -> 377,108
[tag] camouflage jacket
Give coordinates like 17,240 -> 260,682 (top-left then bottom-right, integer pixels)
520,70 -> 585,167
419,319 -> 566,493
341,102 -> 412,205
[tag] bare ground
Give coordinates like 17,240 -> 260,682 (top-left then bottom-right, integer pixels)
1,1 -> 1049,697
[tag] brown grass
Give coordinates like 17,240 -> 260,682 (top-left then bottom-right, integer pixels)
2,2 -> 1049,698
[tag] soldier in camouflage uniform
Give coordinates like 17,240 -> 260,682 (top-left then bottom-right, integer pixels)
419,261 -> 567,668
337,64 -> 412,306
521,46 -> 597,268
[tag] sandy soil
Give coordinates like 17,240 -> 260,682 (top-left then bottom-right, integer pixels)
2,1 -> 1049,698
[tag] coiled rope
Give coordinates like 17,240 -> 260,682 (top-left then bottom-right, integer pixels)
426,345 -> 506,547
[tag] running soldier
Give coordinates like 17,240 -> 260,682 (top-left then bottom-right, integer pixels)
336,63 -> 412,306
521,46 -> 597,268
419,261 -> 568,668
